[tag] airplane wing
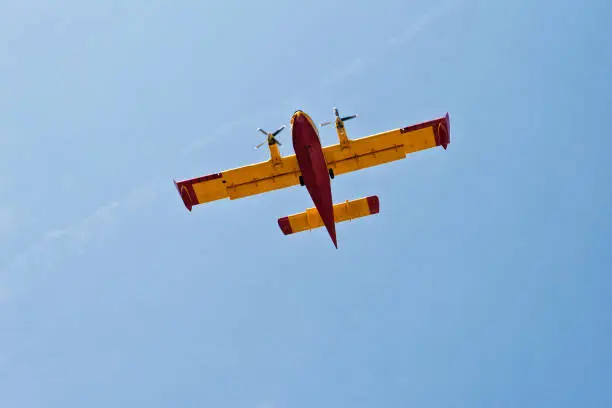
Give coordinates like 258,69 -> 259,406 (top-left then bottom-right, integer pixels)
174,154 -> 301,211
323,113 -> 450,176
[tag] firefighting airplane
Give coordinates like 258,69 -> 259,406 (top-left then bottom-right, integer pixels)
174,107 -> 450,248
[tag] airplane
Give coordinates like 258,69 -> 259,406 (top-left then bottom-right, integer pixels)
174,107 -> 450,248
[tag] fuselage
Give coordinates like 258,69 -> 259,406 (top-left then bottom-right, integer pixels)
290,110 -> 337,248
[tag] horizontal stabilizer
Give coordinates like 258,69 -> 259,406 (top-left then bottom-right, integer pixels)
278,196 -> 379,235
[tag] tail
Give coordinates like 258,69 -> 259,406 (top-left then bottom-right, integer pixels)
325,221 -> 338,249
277,196 -> 379,249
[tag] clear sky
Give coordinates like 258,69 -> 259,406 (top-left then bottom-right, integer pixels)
1,0 -> 611,406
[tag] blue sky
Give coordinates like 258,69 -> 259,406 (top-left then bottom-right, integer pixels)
1,0 -> 611,406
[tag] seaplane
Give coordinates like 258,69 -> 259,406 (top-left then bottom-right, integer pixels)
174,107 -> 450,248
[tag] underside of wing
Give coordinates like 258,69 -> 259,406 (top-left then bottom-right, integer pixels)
174,154 -> 301,211
323,113 -> 450,176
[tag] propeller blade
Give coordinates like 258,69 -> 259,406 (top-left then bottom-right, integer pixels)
257,128 -> 268,135
341,114 -> 357,121
272,125 -> 286,136
333,107 -> 339,117
319,121 -> 333,127
254,141 -> 266,149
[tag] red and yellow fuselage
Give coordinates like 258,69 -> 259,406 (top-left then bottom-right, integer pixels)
285,110 -> 338,247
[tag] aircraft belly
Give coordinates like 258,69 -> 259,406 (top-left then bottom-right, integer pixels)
292,116 -> 337,247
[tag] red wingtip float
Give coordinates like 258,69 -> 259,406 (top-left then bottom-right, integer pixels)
174,107 -> 450,248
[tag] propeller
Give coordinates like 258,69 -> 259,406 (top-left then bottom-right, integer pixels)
254,125 -> 286,149
320,107 -> 358,127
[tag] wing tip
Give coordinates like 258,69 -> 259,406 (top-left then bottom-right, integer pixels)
399,113 -> 451,149
440,112 -> 450,150
432,112 -> 450,150
173,179 -> 194,212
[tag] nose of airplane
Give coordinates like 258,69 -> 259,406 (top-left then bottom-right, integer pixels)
291,110 -> 307,127
291,110 -> 303,119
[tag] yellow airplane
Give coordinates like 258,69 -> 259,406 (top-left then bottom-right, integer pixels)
174,107 -> 450,248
